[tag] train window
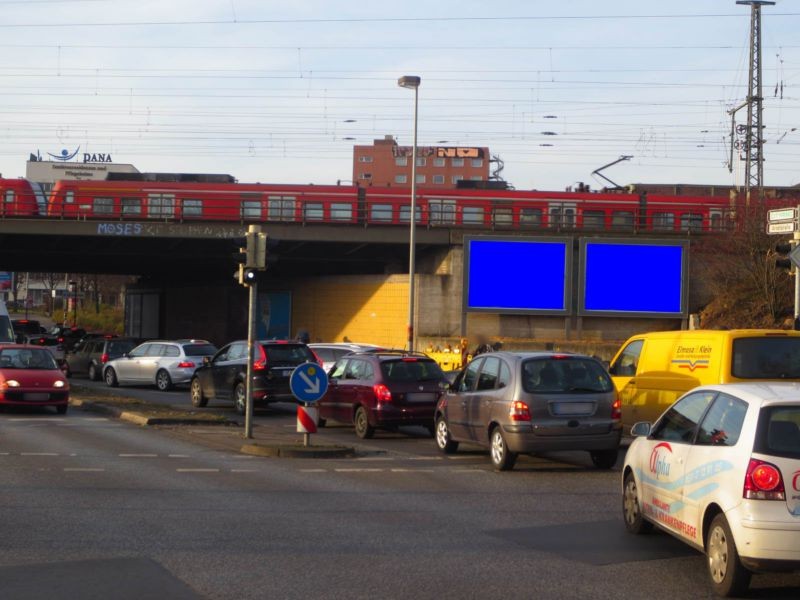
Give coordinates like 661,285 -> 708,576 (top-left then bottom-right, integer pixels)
267,196 -> 296,221
432,175 -> 445,184
121,197 -> 141,215
492,208 -> 513,227
147,193 -> 175,218
652,212 -> 675,230
549,204 -> 576,228
429,200 -> 456,225
304,202 -> 324,221
399,205 -> 422,224
583,210 -> 605,229
93,197 -> 114,215
242,200 -> 261,219
611,211 -> 634,230
520,208 -> 542,227
370,204 -> 393,222
65,191 -> 74,204
4,190 -> 13,204
680,213 -> 703,232
331,203 -> 353,221
710,210 -> 725,231
183,199 -> 202,218
463,206 -> 484,225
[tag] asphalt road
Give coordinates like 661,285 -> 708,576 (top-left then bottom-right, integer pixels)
2,400 -> 800,599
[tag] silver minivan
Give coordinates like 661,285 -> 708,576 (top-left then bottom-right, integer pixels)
434,352 -> 622,470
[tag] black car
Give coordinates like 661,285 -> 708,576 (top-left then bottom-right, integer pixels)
65,336 -> 141,380
190,340 -> 318,414
11,319 -> 45,343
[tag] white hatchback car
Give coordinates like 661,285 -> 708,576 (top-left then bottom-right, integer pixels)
622,382 -> 800,597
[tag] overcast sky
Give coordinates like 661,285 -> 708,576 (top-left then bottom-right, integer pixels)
1,0 -> 798,191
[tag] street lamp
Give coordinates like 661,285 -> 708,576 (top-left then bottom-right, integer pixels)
397,75 -> 420,352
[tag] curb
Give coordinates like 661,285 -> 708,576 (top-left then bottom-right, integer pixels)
240,442 -> 356,459
70,398 -> 230,426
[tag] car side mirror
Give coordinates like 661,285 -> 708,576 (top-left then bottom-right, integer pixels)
630,422 -> 651,437
203,356 -> 210,365
607,363 -> 617,375
439,381 -> 451,391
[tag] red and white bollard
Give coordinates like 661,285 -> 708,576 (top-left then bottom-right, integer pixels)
297,404 -> 318,446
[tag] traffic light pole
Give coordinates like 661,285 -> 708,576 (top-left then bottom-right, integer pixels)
794,230 -> 800,323
244,279 -> 257,439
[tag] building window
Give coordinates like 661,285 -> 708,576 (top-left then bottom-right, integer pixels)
121,197 -> 141,215
331,202 -> 353,221
471,158 -> 483,168
520,207 -> 542,227
93,197 -> 114,214
359,173 -> 372,180
429,199 -> 456,225
652,212 -> 675,231
358,155 -> 373,163
432,175 -> 445,184
462,206 -> 484,225
395,174 -> 407,184
451,175 -> 462,184
471,176 -> 482,181
582,210 -> 605,229
267,195 -> 296,221
182,199 -> 203,218
370,204 -> 393,222
395,156 -> 408,167
433,157 -> 445,167
304,202 -> 324,221
611,210 -> 634,230
242,200 -> 261,219
416,174 -> 426,184
147,193 -> 175,218
416,157 -> 426,167
452,158 -> 464,167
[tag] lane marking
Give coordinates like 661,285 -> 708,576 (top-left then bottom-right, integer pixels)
451,469 -> 487,473
64,468 -> 105,472
176,468 -> 220,473
0,452 -> 10,456
408,456 -> 442,461
300,468 -> 327,473
168,454 -> 190,458
446,455 -> 476,460
21,452 -> 59,456
119,453 -> 158,458
334,468 -> 383,473
355,457 -> 394,461
231,469 -> 258,473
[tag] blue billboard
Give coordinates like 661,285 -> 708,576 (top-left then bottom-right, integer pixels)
464,236 -> 571,314
579,239 -> 688,317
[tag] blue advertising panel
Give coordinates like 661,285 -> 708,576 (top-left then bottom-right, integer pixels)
464,236 -> 571,315
256,291 -> 292,339
579,239 -> 688,317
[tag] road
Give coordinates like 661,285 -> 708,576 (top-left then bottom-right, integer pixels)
2,391 -> 800,599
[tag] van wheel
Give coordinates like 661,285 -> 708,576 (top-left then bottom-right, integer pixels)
622,472 -> 652,534
707,514 -> 751,597
490,426 -> 517,471
590,449 -> 619,469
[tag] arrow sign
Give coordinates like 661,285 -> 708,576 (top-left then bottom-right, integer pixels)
290,362 -> 328,403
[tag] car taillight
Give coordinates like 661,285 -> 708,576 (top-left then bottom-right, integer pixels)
254,346 -> 268,370
57,337 -> 64,343
177,361 -> 195,369
611,394 -> 622,420
743,458 -> 785,500
253,360 -> 266,371
374,384 -> 392,402
510,400 -> 531,422
100,353 -> 109,363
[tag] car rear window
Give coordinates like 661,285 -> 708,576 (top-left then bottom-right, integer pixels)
754,405 -> 800,459
732,337 -> 800,379
264,344 -> 315,365
522,357 -> 613,393
380,359 -> 444,382
182,343 -> 218,357
108,341 -> 137,354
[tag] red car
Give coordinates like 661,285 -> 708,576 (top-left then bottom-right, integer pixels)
0,345 -> 70,414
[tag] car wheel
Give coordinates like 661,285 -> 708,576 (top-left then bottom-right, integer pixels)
435,416 -> 459,454
707,513 -> 752,597
104,367 -> 118,387
88,363 -> 99,381
190,377 -> 208,408
489,426 -> 517,471
155,369 -> 172,392
622,472 -> 652,534
233,382 -> 247,415
56,404 -> 68,415
590,449 -> 619,469
354,406 -> 374,439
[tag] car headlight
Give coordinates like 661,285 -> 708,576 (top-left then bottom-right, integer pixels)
53,380 -> 66,388
6,380 -> 20,387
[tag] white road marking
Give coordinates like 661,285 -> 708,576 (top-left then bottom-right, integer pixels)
355,457 -> 394,461
407,456 -> 442,461
21,452 -> 59,456
0,452 -> 10,456
300,468 -> 327,473
64,468 -> 105,472
231,469 -> 258,473
334,468 -> 383,473
118,453 -> 158,458
446,455 -> 476,460
176,468 -> 220,473
168,454 -> 190,458
451,469 -> 487,473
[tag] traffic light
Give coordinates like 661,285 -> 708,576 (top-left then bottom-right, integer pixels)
246,230 -> 268,269
775,241 -> 795,273
238,265 -> 257,286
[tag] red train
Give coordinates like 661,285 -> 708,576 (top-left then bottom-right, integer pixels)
0,175 -> 762,234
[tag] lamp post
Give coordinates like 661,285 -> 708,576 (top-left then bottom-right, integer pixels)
397,75 -> 420,352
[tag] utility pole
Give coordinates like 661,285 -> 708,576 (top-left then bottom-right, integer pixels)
735,1 -> 774,203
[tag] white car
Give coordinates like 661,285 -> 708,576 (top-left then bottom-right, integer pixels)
622,382 -> 800,597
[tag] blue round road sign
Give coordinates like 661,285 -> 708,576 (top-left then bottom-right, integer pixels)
290,362 -> 329,403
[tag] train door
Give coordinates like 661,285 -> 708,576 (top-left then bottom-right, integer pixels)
428,199 -> 456,225
146,193 -> 175,219
548,202 -> 576,229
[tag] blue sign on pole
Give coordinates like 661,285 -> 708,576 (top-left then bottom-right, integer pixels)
290,363 -> 329,403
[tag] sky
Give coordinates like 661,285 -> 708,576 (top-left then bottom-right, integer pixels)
1,0 -> 799,191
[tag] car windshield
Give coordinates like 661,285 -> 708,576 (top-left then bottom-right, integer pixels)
0,348 -> 59,370
522,357 -> 613,393
732,337 -> 800,379
380,359 -> 444,382
263,344 -> 314,364
182,343 -> 217,357
754,405 -> 800,459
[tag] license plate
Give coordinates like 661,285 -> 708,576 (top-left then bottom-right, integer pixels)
406,392 -> 436,403
552,402 -> 594,416
24,393 -> 50,402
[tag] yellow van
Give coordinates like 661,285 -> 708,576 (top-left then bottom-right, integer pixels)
608,329 -> 800,432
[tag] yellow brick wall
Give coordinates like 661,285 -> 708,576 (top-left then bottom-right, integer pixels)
290,275 -> 409,348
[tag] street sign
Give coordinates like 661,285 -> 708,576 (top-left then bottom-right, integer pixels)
290,362 -> 328,403
767,221 -> 797,235
769,207 -> 797,223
